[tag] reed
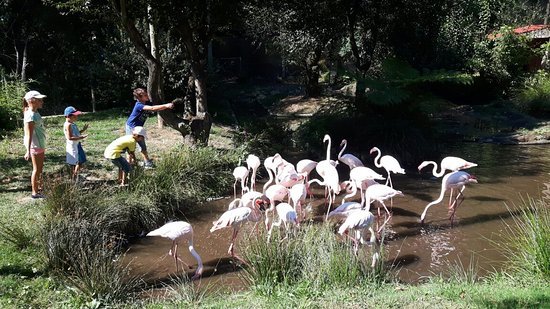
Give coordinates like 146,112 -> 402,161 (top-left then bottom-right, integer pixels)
241,224 -> 387,295
500,197 -> 550,280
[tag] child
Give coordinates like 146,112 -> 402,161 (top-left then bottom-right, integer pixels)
103,126 -> 146,185
63,106 -> 88,181
23,90 -> 47,199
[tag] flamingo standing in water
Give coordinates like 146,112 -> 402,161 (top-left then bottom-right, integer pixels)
289,183 -> 307,222
338,209 -> 379,267
146,221 -> 203,279
348,166 -> 385,205
264,184 -> 290,230
232,166 -> 249,199
268,202 -> 298,242
246,154 -> 261,191
370,146 -> 405,188
364,183 -> 404,232
420,171 -> 478,224
296,159 -> 317,198
309,162 -> 341,220
338,139 -> 364,170
418,156 -> 477,178
210,197 -> 267,263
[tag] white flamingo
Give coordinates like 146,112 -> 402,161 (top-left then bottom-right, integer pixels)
268,202 -> 298,242
340,178 -> 378,204
262,154 -> 284,192
418,156 -> 478,178
349,166 -> 385,205
420,171 -> 478,224
246,154 -> 261,191
210,196 -> 267,263
327,201 -> 363,221
364,183 -> 404,232
370,146 -> 405,188
146,221 -> 203,279
232,166 -> 249,199
338,139 -> 364,169
289,183 -> 307,222
338,209 -> 379,267
296,159 -> 317,198
309,162 -> 341,219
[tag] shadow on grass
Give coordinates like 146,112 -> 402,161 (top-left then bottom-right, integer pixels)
0,265 -> 43,278
475,294 -> 550,309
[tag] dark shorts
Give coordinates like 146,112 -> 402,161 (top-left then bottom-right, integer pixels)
125,124 -> 147,152
111,157 -> 132,173
77,143 -> 87,164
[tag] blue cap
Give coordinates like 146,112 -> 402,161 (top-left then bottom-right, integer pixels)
64,106 -> 82,117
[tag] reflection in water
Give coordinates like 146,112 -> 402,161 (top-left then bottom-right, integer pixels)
124,143 -> 550,288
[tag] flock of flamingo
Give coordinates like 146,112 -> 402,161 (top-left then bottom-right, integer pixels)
146,134 -> 478,279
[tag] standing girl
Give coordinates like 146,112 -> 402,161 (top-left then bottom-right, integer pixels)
23,90 -> 47,199
63,106 -> 88,181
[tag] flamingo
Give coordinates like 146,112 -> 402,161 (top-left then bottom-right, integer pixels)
210,197 -> 267,263
246,154 -> 261,191
289,183 -> 307,222
232,166 -> 249,199
296,159 -> 317,198
264,184 -> 290,230
364,183 -> 404,232
146,221 -> 203,279
262,154 -> 284,192
340,179 -> 378,204
308,162 -> 341,219
349,166 -> 385,205
420,171 -> 477,224
268,202 -> 298,241
228,190 -> 266,210
418,156 -> 478,178
370,147 -> 405,188
327,201 -> 363,221
338,139 -> 364,170
337,209 -> 379,267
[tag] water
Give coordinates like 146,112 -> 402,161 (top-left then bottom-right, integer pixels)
123,143 -> 550,288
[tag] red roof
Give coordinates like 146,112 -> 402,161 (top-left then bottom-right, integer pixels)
513,25 -> 550,34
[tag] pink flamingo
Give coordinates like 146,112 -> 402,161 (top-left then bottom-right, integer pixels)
210,197 -> 267,263
146,221 -> 203,279
349,166 -> 385,205
289,183 -> 308,222
418,156 -> 477,178
308,162 -> 341,220
364,183 -> 404,232
264,184 -> 290,230
268,202 -> 299,242
338,139 -> 364,170
370,146 -> 405,188
420,171 -> 478,224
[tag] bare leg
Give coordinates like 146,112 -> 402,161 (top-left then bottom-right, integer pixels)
30,152 -> 45,195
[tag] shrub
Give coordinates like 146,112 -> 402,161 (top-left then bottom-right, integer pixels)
241,224 -> 387,295
514,70 -> 550,116
499,197 -> 550,280
0,72 -> 27,133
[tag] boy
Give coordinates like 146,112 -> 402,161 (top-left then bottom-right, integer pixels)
63,106 -> 88,181
104,126 -> 146,185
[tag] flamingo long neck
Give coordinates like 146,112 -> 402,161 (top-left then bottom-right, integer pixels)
423,161 -> 445,178
188,240 -> 203,276
262,168 -> 274,193
325,136 -> 331,161
423,174 -> 449,217
373,148 -> 382,168
338,140 -> 347,160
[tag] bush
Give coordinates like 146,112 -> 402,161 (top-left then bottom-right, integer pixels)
514,70 -> 550,116
0,72 -> 27,133
241,224 -> 388,295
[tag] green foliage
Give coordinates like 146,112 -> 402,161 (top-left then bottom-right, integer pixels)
0,72 -> 26,133
514,70 -> 550,116
0,220 -> 34,250
131,146 -> 241,216
499,197 -> 550,280
241,224 -> 387,295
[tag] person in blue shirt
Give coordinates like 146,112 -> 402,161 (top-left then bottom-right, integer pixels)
126,87 -> 174,168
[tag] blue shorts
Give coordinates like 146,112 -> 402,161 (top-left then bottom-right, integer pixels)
77,143 -> 87,164
125,124 -> 147,152
111,157 -> 132,173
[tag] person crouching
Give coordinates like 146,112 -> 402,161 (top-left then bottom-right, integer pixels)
103,126 -> 146,186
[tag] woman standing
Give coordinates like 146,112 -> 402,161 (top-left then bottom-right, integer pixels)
23,90 -> 47,199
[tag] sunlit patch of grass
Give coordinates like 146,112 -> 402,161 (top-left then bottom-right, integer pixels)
446,253 -> 480,285
241,224 -> 389,295
498,197 -> 550,280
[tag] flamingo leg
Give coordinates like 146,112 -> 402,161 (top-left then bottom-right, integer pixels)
173,242 -> 179,272
324,189 -> 334,220
449,186 -> 466,225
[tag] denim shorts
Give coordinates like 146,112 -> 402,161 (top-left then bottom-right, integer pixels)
125,124 -> 147,152
111,157 -> 132,173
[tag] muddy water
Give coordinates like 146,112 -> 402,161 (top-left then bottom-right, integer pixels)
123,143 -> 550,289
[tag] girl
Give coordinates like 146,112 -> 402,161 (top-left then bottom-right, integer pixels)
63,106 -> 88,181
23,90 -> 47,199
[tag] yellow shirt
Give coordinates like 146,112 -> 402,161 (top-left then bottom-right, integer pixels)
104,135 -> 136,159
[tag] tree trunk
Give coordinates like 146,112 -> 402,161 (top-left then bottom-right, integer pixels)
545,0 -> 550,25
148,4 -> 165,129
91,87 -> 96,112
21,39 -> 28,81
304,50 -> 321,97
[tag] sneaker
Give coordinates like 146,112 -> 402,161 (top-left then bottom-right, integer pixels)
31,193 -> 45,199
144,160 -> 155,169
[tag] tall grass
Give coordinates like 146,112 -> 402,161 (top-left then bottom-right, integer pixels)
241,224 -> 389,296
499,197 -> 550,280
514,70 -> 550,116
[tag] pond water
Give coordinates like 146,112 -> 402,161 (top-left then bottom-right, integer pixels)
123,143 -> 550,290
